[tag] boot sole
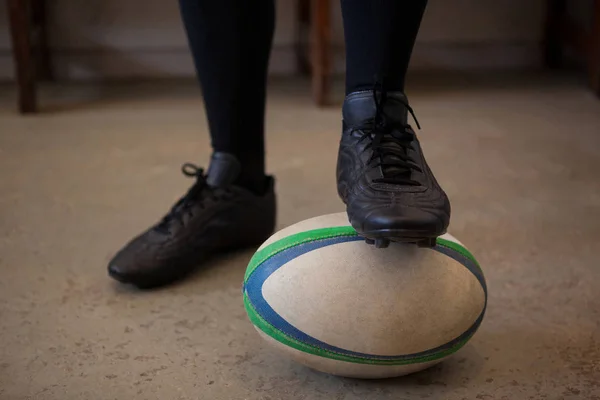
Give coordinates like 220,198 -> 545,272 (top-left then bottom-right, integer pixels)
357,228 -> 446,249
108,236 -> 272,289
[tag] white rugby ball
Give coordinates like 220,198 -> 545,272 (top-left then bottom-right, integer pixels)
243,213 -> 487,379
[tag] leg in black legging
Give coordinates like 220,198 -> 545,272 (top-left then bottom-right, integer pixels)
337,0 -> 451,248
341,0 -> 428,94
178,0 -> 275,193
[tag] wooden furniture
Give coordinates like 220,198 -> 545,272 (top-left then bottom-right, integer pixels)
7,0 -> 600,114
544,0 -> 600,96
6,0 -> 333,114
7,0 -> 52,113
298,0 -> 332,106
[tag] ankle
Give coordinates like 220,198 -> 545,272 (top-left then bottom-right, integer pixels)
235,174 -> 269,196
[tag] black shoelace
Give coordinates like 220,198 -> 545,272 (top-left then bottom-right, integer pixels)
154,163 -> 230,234
356,86 -> 423,186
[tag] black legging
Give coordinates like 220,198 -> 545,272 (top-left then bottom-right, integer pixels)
178,0 -> 428,193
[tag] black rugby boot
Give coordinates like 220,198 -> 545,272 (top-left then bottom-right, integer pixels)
108,152 -> 276,288
336,89 -> 450,248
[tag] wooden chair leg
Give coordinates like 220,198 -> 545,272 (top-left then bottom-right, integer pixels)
543,0 -> 566,68
589,0 -> 600,96
31,0 -> 52,80
310,0 -> 331,107
295,0 -> 311,76
8,0 -> 37,113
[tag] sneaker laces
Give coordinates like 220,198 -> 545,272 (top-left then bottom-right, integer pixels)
356,84 -> 423,186
154,163 -> 227,234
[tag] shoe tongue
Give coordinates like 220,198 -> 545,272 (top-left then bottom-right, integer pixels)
377,133 -> 414,178
342,91 -> 409,128
343,91 -> 416,182
206,152 -> 241,187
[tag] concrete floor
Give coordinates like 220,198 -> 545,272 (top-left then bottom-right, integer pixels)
1,73 -> 599,399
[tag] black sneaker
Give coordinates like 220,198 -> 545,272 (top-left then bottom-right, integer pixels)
107,152 -> 276,288
336,90 -> 450,248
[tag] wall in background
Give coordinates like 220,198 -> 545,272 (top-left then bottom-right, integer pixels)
0,0 -> 546,81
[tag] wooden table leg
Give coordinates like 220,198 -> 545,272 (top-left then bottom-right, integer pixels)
8,0 -> 36,113
310,0 -> 331,107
